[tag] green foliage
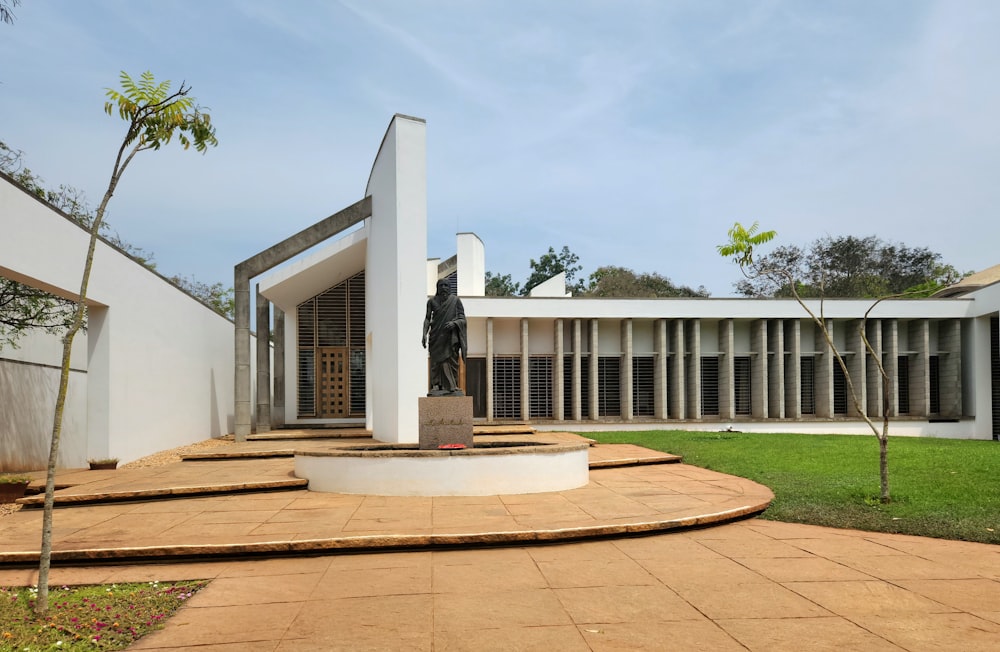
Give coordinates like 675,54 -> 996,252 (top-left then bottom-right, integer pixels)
168,276 -> 235,319
0,277 -> 77,350
522,245 -> 585,295
589,430 -> 1000,544
104,71 -> 218,154
0,0 -> 18,25
731,233 -> 968,298
717,221 -> 777,269
0,580 -> 206,650
584,265 -> 710,298
484,271 -> 520,297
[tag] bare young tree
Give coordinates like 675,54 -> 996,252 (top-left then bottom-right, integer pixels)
719,221 -> 899,504
34,70 -> 218,616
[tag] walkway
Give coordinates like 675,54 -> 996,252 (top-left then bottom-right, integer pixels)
0,433 -> 997,650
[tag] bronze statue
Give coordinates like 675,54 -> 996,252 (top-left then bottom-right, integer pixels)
422,279 -> 467,396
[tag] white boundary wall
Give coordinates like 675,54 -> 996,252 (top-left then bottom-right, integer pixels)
0,175 -> 243,470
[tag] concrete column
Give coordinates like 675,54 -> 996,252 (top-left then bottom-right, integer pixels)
255,285 -> 271,433
719,319 -> 734,420
751,319 -> 768,418
521,318 -> 530,420
554,319 -> 565,421
589,319 -> 600,420
486,317 -> 494,421
767,319 -> 784,419
816,319 -> 834,418
910,319 -> 930,416
572,319 -> 582,421
621,319 -> 633,420
939,319 -> 962,417
234,270 -> 252,441
654,318 -> 668,419
670,320 -> 685,420
865,319 -> 884,418
883,319 -> 899,417
846,319 -> 866,417
784,320 -> 801,418
685,319 -> 701,419
273,307 -> 285,427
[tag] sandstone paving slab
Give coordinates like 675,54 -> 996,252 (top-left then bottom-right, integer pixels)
282,594 -> 433,649
895,578 -> 1000,613
847,612 -> 1000,652
671,580 -> 835,620
784,579 -> 959,616
436,624 -> 591,652
128,601 -> 305,650
554,583 -> 705,623
434,588 -> 573,630
733,555 -> 877,582
535,557 -> 660,589
716,616 -> 907,652
578,620 -> 748,652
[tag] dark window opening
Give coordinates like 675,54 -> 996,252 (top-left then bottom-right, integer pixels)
701,356 -> 719,416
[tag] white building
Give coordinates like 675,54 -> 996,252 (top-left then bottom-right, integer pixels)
250,115 -> 1000,442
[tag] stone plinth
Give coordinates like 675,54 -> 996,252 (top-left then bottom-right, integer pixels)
419,396 -> 474,450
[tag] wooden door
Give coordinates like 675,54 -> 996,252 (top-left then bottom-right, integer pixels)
319,347 -> 349,418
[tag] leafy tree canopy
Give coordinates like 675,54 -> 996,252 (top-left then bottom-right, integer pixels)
484,271 -> 520,297
523,245 -> 585,295
584,266 -> 709,298
733,234 -> 967,298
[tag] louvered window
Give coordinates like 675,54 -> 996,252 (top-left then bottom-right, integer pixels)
701,356 -> 719,416
297,349 -> 316,416
734,356 -> 751,416
833,360 -> 848,415
493,356 -> 521,419
991,316 -> 999,440
929,355 -> 940,414
800,356 -> 816,415
633,356 -> 655,417
316,284 -> 348,347
598,356 -> 621,417
897,356 -> 910,415
529,356 -> 553,418
563,355 -> 590,419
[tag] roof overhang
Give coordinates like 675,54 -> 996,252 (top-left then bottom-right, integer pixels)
258,224 -> 368,312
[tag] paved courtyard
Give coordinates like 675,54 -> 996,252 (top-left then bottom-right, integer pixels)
0,434 -> 997,650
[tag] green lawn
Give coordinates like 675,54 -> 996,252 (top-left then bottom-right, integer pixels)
588,430 -> 1000,545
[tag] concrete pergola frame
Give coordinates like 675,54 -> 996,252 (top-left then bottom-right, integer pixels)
233,196 -> 372,441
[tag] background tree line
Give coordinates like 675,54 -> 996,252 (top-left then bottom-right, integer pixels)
486,238 -> 966,301
485,245 -> 711,298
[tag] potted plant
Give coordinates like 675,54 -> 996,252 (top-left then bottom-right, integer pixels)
88,457 -> 119,470
0,474 -> 32,503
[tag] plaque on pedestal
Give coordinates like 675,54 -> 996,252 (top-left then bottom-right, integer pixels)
419,396 -> 474,450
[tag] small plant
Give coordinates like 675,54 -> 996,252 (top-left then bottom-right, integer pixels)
86,458 -> 119,465
0,474 -> 31,484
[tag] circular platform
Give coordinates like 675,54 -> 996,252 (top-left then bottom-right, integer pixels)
294,441 -> 591,496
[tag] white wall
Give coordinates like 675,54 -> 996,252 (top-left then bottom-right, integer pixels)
364,114 -> 428,443
1,175 -> 239,468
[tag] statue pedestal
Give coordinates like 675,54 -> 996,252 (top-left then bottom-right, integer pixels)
419,396 -> 474,450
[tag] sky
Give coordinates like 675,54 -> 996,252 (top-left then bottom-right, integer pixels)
2,0 -> 999,297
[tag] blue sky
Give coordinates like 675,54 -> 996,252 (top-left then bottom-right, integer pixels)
2,0 -> 998,296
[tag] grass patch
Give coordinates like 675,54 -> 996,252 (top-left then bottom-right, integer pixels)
589,430 -> 1000,544
0,580 -> 206,651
